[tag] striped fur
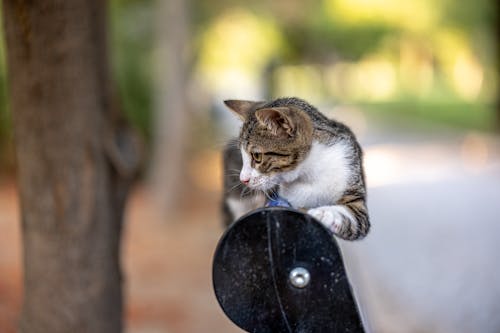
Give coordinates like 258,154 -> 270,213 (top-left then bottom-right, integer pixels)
222,97 -> 370,240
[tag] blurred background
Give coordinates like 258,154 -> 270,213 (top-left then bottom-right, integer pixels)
0,0 -> 498,332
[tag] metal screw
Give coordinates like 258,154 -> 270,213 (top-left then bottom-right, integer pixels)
289,267 -> 310,288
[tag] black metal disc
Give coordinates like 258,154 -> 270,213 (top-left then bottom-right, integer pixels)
212,208 -> 364,333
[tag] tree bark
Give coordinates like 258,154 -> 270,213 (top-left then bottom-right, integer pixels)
2,1 -> 139,332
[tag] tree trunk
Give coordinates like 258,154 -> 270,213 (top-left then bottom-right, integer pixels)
2,1 -> 139,332
150,0 -> 190,215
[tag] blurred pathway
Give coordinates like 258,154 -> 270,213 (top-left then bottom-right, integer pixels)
0,181 -> 21,333
122,187 -> 240,333
335,108 -> 500,333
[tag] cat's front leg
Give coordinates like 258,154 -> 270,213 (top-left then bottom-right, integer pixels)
308,205 -> 351,235
308,202 -> 369,240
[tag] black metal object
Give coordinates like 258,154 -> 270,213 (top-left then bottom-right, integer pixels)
212,207 -> 365,333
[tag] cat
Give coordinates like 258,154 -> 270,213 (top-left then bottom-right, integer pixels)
221,97 -> 369,241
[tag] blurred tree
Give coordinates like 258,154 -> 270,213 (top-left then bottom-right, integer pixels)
150,0 -> 191,214
2,1 -> 140,332
0,13 -> 14,174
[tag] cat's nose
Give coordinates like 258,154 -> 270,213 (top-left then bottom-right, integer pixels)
240,176 -> 250,185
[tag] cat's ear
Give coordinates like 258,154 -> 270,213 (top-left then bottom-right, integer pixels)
255,107 -> 297,137
224,100 -> 262,121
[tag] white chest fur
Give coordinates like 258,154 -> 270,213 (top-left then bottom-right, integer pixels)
279,141 -> 352,208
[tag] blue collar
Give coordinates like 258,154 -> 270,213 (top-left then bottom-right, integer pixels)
265,193 -> 292,208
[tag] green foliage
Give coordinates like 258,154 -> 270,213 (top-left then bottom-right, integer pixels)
283,20 -> 395,62
0,0 -> 496,174
110,0 -> 154,141
362,100 -> 496,132
107,0 -> 498,142
441,0 -> 496,30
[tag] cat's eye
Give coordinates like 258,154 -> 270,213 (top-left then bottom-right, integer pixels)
265,151 -> 290,157
251,152 -> 262,163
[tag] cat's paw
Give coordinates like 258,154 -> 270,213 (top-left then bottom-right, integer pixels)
307,207 -> 343,233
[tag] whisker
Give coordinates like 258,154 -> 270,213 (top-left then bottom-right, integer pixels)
228,182 -> 243,193
240,186 -> 252,199
212,138 -> 240,150
263,190 -> 273,201
224,172 -> 241,177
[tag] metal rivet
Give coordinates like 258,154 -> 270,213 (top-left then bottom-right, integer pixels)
289,267 -> 310,288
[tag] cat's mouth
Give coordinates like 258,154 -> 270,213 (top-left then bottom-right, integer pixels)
243,177 -> 275,192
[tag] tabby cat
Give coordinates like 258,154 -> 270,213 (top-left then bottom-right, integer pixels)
222,97 -> 369,241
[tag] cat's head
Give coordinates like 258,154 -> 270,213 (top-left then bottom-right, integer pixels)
224,99 -> 313,191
